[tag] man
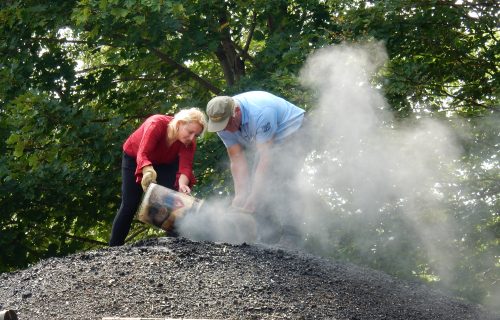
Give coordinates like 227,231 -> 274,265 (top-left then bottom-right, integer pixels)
206,90 -> 308,245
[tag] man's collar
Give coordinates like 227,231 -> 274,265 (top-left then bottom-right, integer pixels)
237,102 -> 248,126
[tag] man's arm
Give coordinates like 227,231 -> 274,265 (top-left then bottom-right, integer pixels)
227,143 -> 250,208
243,141 -> 273,213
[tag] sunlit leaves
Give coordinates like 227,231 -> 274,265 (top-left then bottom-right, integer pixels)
0,0 -> 498,311
342,0 -> 498,116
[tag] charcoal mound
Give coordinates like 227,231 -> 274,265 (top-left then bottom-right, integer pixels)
0,237 -> 497,320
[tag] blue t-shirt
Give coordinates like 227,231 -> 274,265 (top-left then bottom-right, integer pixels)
218,91 -> 305,148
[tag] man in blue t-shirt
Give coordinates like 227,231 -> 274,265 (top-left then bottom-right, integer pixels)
206,91 -> 307,244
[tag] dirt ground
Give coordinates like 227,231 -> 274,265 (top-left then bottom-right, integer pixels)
0,237 -> 498,320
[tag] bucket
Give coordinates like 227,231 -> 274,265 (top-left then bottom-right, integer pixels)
136,183 -> 204,232
0,310 -> 18,320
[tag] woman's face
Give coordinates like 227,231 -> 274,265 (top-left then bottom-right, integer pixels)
177,122 -> 203,145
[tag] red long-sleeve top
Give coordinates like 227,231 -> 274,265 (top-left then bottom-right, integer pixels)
123,114 -> 197,189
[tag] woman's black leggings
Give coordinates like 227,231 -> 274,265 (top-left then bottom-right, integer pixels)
109,153 -> 178,246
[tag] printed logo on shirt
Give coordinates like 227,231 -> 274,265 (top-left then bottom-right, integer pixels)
262,122 -> 271,133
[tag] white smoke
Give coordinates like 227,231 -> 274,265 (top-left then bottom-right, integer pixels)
297,41 -> 462,283
175,198 -> 257,245
173,40 -> 496,310
179,41 -> 466,281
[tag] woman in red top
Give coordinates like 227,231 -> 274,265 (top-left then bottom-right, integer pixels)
109,108 -> 207,246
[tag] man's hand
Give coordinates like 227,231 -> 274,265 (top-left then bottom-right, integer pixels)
230,204 -> 253,214
231,194 -> 246,209
141,165 -> 157,191
242,193 -> 257,213
230,194 -> 256,214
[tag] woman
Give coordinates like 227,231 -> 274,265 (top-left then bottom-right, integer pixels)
109,108 -> 207,246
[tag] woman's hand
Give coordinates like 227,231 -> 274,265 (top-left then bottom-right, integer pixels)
178,184 -> 191,194
178,173 -> 191,194
141,165 -> 157,191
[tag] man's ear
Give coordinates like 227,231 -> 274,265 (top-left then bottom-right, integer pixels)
176,120 -> 185,129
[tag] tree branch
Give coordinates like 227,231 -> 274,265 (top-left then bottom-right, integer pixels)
242,10 -> 257,56
75,64 -> 122,75
125,224 -> 150,243
149,47 -> 221,95
65,233 -> 108,246
114,76 -> 173,83
31,36 -> 88,45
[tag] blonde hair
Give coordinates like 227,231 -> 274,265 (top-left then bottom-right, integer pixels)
167,107 -> 208,141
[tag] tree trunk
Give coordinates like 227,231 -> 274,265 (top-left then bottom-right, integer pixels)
214,13 -> 245,87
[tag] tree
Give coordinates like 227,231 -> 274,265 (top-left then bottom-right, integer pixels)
0,0 -> 333,271
0,0 -> 497,311
339,0 -> 498,116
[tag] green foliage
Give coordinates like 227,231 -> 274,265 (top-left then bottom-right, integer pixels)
0,0 -> 497,312
340,0 -> 499,116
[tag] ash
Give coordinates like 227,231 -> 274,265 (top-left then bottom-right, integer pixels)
0,237 -> 497,320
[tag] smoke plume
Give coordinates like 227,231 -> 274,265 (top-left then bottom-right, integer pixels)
176,42 -> 498,309
297,42 -> 464,277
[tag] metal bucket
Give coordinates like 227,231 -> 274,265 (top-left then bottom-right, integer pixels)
0,310 -> 18,320
136,183 -> 204,232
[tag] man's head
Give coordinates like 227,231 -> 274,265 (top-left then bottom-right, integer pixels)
206,96 -> 235,132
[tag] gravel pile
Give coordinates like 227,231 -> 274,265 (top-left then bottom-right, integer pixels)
0,237 -> 497,320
